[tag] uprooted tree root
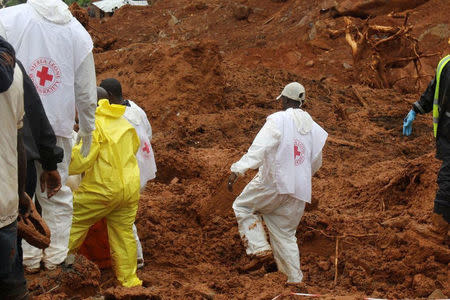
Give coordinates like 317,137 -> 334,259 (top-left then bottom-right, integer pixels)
344,16 -> 438,89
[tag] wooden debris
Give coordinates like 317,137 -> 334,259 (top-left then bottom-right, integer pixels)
351,85 -> 368,108
342,15 -> 438,89
334,237 -> 339,286
328,136 -> 363,148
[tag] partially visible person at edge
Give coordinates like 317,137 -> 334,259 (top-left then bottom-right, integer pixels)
99,79 -> 157,268
228,82 -> 328,291
0,0 -> 97,272
403,54 -> 450,245
0,35 -> 31,300
67,99 -> 142,287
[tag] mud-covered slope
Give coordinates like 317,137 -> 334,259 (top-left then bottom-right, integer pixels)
31,0 -> 449,299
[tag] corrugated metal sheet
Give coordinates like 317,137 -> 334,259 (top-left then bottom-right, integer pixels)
92,0 -> 148,13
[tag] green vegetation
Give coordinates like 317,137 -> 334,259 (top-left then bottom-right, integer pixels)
64,0 -> 92,7
4,0 -> 25,7
3,0 -> 92,7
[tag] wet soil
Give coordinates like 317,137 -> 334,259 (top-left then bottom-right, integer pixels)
31,0 -> 449,299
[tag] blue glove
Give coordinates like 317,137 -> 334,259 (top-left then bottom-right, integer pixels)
403,109 -> 416,136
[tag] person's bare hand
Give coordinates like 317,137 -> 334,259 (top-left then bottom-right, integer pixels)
40,170 -> 62,198
19,192 -> 32,218
227,172 -> 238,192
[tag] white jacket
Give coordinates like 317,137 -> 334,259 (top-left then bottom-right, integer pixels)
231,109 -> 327,203
0,0 -> 96,138
0,65 -> 24,228
123,100 -> 157,190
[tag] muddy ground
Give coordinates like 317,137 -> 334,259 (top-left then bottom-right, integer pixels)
29,0 -> 449,299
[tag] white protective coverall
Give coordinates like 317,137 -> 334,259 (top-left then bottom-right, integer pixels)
0,0 -> 97,269
231,108 -> 327,283
124,100 -> 157,190
123,100 -> 157,264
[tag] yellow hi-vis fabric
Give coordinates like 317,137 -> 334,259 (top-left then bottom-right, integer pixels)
68,99 -> 142,287
433,55 -> 450,137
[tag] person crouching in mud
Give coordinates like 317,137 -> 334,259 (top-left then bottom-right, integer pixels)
228,82 -> 328,290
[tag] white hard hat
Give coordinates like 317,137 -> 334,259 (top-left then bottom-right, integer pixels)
276,82 -> 306,102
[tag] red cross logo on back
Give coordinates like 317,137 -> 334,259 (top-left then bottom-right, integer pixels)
294,139 -> 305,166
28,57 -> 61,96
143,142 -> 150,154
294,144 -> 301,158
36,66 -> 53,86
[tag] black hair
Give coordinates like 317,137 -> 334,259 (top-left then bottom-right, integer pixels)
99,78 -> 123,101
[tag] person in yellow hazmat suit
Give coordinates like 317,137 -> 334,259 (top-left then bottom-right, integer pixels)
67,99 -> 142,287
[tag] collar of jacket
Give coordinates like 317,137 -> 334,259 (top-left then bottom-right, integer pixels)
97,99 -> 126,118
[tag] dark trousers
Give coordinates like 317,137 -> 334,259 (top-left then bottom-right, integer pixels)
26,160 -> 37,198
26,160 -> 43,214
0,221 -> 28,299
435,159 -> 450,223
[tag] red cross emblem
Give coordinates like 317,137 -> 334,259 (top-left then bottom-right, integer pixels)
143,142 -> 150,154
36,66 -> 53,86
294,144 -> 301,158
294,139 -> 305,166
28,57 -> 61,96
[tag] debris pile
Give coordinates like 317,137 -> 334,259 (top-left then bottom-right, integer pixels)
32,0 -> 450,298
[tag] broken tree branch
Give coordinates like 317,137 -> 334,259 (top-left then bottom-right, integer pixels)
384,52 -> 440,65
334,237 -> 339,286
351,85 -> 368,108
344,17 -> 360,59
328,136 -> 363,148
305,226 -> 378,239
372,26 -> 411,48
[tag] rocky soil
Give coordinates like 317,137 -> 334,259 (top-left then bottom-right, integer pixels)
29,0 -> 449,299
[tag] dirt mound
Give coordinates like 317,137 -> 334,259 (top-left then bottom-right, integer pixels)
331,0 -> 430,18
30,255 -> 100,298
30,0 -> 450,298
103,286 -> 160,300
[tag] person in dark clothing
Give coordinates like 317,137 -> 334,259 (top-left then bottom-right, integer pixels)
0,35 -> 31,300
17,60 -> 63,199
403,54 -> 450,244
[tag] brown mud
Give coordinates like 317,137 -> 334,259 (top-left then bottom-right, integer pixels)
32,0 -> 449,299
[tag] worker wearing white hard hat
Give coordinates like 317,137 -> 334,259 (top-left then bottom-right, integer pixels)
228,82 -> 328,287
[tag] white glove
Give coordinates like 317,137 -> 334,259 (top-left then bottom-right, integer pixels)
76,130 -> 93,158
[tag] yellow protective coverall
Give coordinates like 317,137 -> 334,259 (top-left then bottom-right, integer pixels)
68,99 -> 142,287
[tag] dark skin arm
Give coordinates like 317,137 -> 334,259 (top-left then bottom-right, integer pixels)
227,172 -> 238,192
18,129 -> 31,217
40,171 -> 61,198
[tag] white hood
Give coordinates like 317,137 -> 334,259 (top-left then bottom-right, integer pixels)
287,108 -> 313,135
28,0 -> 72,24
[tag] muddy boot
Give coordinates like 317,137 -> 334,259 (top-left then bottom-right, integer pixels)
63,253 -> 76,268
431,213 -> 450,245
238,250 -> 273,273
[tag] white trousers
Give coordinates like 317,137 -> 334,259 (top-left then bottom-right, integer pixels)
23,137 -> 73,268
233,175 -> 306,283
132,224 -> 143,262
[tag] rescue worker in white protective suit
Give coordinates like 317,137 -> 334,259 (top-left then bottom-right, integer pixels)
0,0 -> 97,272
99,79 -> 157,268
228,82 -> 328,287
